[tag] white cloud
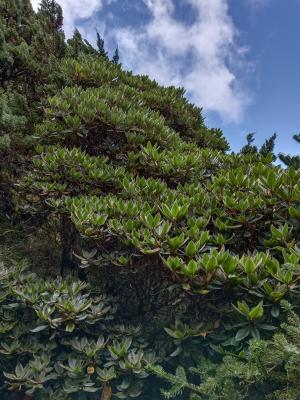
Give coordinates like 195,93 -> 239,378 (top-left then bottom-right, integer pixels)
112,0 -> 250,122
31,0 -> 251,122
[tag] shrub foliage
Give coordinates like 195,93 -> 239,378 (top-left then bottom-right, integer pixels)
1,1 -> 300,399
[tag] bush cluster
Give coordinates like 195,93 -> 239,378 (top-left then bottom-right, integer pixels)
1,1 -> 300,399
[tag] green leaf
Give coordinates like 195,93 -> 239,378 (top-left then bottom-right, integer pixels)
31,325 -> 48,333
66,323 -> 75,333
83,386 -> 98,392
249,302 -> 264,320
235,327 -> 250,341
170,347 -> 182,357
164,328 -> 184,339
185,241 -> 197,257
184,260 -> 200,276
289,206 -> 300,219
236,301 -> 250,315
250,326 -> 260,340
271,304 -> 280,318
258,323 -> 277,331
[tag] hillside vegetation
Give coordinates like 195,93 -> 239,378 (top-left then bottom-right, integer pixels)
1,1 -> 300,399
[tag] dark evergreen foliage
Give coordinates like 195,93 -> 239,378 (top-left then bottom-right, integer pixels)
279,134 -> 300,168
241,132 -> 277,161
0,0 -> 66,214
0,0 -> 35,88
37,0 -> 65,57
150,301 -> 300,400
112,46 -> 120,64
39,0 -> 63,31
240,132 -> 257,154
96,31 -> 108,59
67,28 -> 98,58
260,132 -> 277,160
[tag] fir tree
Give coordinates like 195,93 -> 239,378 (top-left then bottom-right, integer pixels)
67,28 -> 97,58
38,0 -> 63,31
259,133 -> 277,161
112,46 -> 120,65
240,133 -> 258,155
37,0 -> 65,57
0,0 -> 65,214
0,0 -> 35,88
96,31 -> 108,59
279,134 -> 300,168
241,132 -> 277,161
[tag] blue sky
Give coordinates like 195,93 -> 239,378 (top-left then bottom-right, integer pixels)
32,0 -> 300,154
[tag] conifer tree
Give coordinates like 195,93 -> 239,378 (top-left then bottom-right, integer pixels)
67,28 -> 97,58
279,134 -> 300,168
39,0 -> 63,30
112,46 -> 120,64
240,133 -> 258,155
0,0 -> 66,214
0,0 -> 35,88
0,0 -> 36,211
96,31 -> 108,59
36,0 -> 65,57
241,132 -> 277,161
259,133 -> 277,161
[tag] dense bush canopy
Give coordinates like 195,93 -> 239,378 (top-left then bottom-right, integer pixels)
1,1 -> 300,399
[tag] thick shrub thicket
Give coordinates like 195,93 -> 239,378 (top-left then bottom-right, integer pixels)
23,55 -> 300,318
1,1 -> 300,399
18,55 -> 300,397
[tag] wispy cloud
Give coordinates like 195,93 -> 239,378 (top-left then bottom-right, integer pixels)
31,0 -> 252,122
112,0 -> 250,122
